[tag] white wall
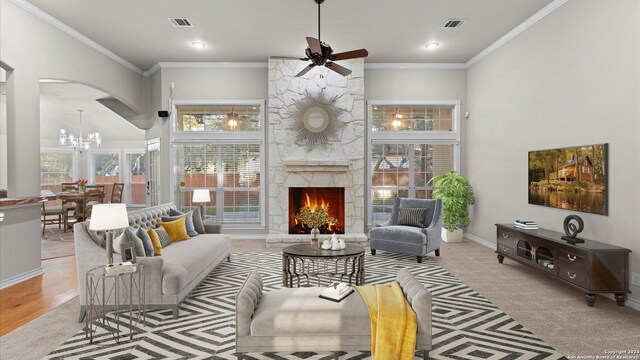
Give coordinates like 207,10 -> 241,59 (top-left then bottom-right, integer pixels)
147,66 -> 268,203
0,0 -> 144,197
466,0 -> 640,301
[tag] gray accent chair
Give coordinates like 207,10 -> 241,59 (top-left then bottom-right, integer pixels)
235,269 -> 432,360
368,197 -> 443,263
74,203 -> 231,321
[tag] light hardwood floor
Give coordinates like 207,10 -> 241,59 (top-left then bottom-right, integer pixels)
0,256 -> 78,336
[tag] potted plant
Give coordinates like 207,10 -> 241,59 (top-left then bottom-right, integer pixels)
429,171 -> 475,243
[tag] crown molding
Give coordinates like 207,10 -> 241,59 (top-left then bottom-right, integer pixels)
465,0 -> 569,68
9,0 -> 144,76
144,61 -> 269,76
365,63 -> 467,70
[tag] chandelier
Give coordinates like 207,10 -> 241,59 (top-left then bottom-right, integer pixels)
59,110 -> 101,153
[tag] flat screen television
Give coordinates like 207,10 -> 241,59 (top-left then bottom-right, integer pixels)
528,143 -> 608,215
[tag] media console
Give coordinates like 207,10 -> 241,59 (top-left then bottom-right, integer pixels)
495,224 -> 631,307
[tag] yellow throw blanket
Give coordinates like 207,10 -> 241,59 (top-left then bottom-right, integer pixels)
356,282 -> 417,360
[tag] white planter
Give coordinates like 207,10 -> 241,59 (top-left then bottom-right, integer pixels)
441,228 -> 463,243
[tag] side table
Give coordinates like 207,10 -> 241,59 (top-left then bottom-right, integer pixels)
85,264 -> 145,343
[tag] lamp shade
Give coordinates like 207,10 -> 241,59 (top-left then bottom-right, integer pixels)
192,189 -> 211,203
89,203 -> 129,230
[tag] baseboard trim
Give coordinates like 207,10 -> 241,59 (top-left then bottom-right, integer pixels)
464,233 -> 495,249
0,267 -> 44,290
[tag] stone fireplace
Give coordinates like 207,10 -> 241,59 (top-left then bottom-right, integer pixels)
266,59 -> 367,246
289,187 -> 345,234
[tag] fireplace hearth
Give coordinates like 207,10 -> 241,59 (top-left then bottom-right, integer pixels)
289,187 -> 345,234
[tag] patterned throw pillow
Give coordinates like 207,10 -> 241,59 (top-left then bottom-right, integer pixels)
135,227 -> 155,257
164,210 -> 198,237
397,207 -> 428,228
154,226 -> 173,248
158,217 -> 190,242
147,228 -> 163,255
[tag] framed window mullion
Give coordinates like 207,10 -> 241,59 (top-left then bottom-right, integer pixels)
216,145 -> 224,224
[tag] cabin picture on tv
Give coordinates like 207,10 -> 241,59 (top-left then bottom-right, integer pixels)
528,143 -> 608,215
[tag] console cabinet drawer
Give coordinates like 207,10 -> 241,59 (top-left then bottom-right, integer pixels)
558,249 -> 586,267
558,263 -> 587,288
497,240 -> 515,256
497,230 -> 517,247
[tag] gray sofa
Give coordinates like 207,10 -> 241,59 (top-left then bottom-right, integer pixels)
368,197 -> 443,263
75,203 -> 231,321
235,269 -> 432,360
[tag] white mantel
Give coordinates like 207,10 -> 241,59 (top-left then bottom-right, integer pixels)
266,59 -> 367,245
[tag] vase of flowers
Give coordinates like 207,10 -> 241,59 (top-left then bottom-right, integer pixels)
294,206 -> 338,249
75,179 -> 88,192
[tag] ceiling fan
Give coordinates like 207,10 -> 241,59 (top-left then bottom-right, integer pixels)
271,0 -> 368,77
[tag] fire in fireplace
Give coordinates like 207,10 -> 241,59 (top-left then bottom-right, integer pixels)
289,187 -> 345,234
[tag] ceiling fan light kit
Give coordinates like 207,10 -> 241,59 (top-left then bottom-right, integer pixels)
272,0 -> 368,77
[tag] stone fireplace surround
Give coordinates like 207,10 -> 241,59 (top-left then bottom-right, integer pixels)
266,59 -> 367,246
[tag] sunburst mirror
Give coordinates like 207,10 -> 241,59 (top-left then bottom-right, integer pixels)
289,91 -> 344,151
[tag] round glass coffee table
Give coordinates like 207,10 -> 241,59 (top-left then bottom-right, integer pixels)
282,244 -> 365,287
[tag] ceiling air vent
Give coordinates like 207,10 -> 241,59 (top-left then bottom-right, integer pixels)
443,19 -> 466,28
169,18 -> 193,27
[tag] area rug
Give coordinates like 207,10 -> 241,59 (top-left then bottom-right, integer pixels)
44,252 -> 565,359
42,228 -> 75,260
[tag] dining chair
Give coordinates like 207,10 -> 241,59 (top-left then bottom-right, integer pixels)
41,200 -> 65,235
61,182 -> 78,232
83,185 -> 105,219
110,183 -> 125,203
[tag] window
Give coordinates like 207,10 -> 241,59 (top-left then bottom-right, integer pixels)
368,102 -> 460,225
90,151 -> 120,198
582,166 -> 589,174
126,151 -> 146,206
176,105 -> 261,132
172,103 -> 265,226
40,150 -> 76,194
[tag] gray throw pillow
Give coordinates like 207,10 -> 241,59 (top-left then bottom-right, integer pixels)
191,207 -> 206,234
397,208 -> 428,228
113,228 -> 146,258
155,226 -> 172,248
163,210 -> 198,237
135,227 -> 155,257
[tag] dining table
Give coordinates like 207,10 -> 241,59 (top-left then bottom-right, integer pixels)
57,190 -> 105,224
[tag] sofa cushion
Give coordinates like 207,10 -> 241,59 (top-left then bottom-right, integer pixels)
155,226 -> 172,248
251,287 -> 371,337
158,217 -> 190,242
135,227 -> 155,257
160,234 -> 230,295
147,228 -> 163,255
368,225 -> 426,246
113,228 -> 146,257
164,210 -> 198,237
399,198 -> 436,228
398,208 -> 427,228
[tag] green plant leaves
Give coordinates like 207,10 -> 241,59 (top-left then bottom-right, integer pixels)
429,171 -> 475,232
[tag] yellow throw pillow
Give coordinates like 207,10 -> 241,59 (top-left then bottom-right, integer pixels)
158,217 -> 190,242
147,228 -> 163,255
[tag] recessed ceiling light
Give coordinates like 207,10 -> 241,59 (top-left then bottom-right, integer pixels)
191,41 -> 206,49
425,42 -> 440,50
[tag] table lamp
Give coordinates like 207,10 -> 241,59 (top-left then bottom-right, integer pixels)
192,189 -> 211,222
89,203 -> 129,265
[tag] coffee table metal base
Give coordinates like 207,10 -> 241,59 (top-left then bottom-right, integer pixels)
282,245 -> 365,287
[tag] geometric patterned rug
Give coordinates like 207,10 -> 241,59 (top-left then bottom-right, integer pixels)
45,252 -> 566,359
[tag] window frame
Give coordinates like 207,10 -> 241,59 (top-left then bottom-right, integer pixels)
366,100 -> 461,228
39,147 -> 78,189
170,100 -> 266,228
124,148 -> 146,207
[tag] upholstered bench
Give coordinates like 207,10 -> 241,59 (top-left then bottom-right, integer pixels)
235,269 -> 432,360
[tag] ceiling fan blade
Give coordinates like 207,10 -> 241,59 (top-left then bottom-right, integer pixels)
270,56 -> 309,61
306,37 -> 322,55
330,49 -> 369,61
295,64 -> 316,77
325,62 -> 352,76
